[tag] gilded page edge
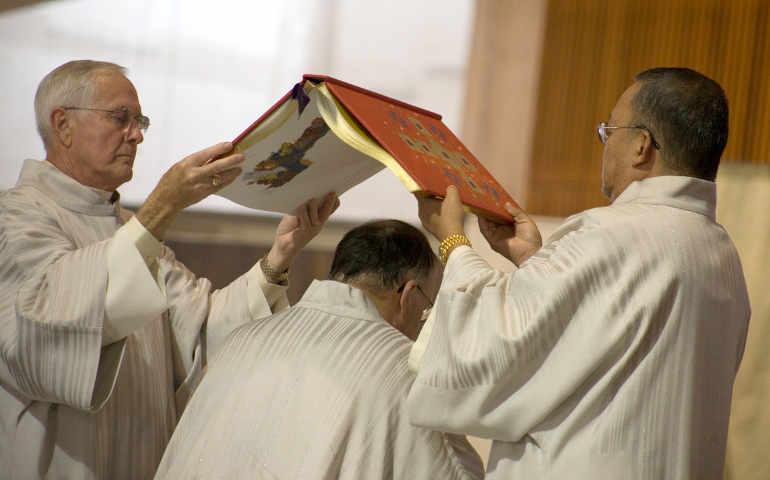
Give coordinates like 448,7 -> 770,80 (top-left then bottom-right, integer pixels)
315,83 -> 421,193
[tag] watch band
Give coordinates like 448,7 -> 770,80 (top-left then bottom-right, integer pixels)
438,233 -> 472,265
259,256 -> 289,285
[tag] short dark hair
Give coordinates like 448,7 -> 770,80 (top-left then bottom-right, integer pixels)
329,220 -> 438,291
632,68 -> 728,181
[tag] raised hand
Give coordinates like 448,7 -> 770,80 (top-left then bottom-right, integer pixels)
266,192 -> 340,272
478,203 -> 542,266
151,142 -> 243,211
416,185 -> 466,241
136,142 -> 244,239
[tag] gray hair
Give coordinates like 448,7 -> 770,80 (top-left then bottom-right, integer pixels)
34,60 -> 127,147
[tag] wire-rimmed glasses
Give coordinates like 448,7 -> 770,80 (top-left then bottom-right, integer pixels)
63,106 -> 150,132
397,281 -> 435,326
597,121 -> 660,149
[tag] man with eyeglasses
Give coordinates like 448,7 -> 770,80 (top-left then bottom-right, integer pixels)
407,67 -> 750,478
0,60 -> 338,479
154,219 -> 483,480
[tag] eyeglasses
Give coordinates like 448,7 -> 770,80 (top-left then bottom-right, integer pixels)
397,281 -> 435,327
597,121 -> 660,150
414,285 -> 434,309
63,106 -> 150,132
398,284 -> 435,334
397,282 -> 434,309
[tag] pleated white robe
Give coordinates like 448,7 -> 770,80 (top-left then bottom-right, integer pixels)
0,160 -> 282,479
407,176 -> 751,479
155,280 -> 484,480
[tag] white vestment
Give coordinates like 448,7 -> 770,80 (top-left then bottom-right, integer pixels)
0,160 -> 285,479
155,280 -> 484,480
407,176 -> 750,479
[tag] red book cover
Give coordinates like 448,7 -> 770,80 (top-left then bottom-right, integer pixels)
304,75 -> 519,221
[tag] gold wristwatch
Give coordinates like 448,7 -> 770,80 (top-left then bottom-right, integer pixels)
438,233 -> 472,265
259,256 -> 289,285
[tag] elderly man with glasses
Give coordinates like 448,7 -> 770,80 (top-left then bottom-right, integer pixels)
408,67 -> 750,478
0,60 -> 338,479
155,220 -> 483,480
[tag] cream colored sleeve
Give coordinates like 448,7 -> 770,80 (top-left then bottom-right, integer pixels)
245,261 -> 290,314
103,216 -> 167,345
408,245 -> 472,372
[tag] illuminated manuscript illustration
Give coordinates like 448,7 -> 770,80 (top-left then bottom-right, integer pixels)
243,117 -> 330,188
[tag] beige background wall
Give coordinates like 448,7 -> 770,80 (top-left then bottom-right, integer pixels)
716,163 -> 770,480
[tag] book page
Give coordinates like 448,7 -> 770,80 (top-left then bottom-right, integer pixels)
314,84 -> 419,192
216,84 -> 385,214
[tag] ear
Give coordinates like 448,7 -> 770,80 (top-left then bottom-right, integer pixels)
393,279 -> 421,341
631,129 -> 655,168
397,279 -> 419,315
393,279 -> 420,331
51,107 -> 73,148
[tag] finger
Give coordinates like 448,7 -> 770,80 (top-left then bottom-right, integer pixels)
443,185 -> 465,216
445,185 -> 461,203
479,212 -> 507,228
477,216 -> 503,243
331,195 -> 341,214
306,197 -> 320,226
504,202 -> 533,225
478,215 -> 492,232
319,192 -> 339,221
416,194 -> 441,218
296,200 -> 311,229
201,153 -> 245,177
476,216 -> 487,238
187,142 -> 236,167
415,194 -> 444,238
478,213 -> 499,233
437,185 -> 465,233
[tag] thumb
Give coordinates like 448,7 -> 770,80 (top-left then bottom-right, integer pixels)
445,185 -> 461,203
504,202 -> 531,224
444,185 -> 464,213
504,201 -> 543,252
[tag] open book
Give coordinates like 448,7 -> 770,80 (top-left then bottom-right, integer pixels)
217,74 -> 519,221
